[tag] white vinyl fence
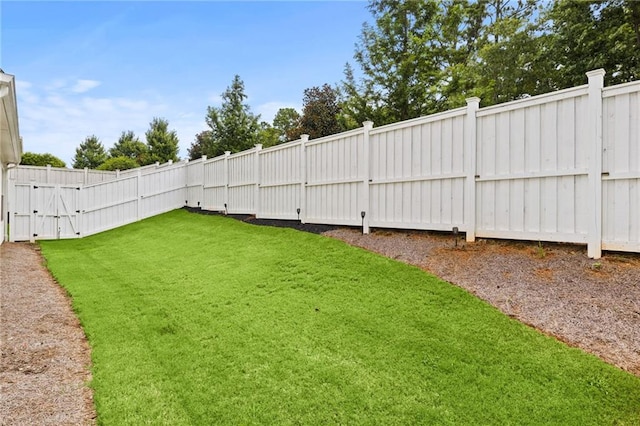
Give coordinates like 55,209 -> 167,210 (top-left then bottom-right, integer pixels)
7,69 -> 640,258
8,162 -> 186,241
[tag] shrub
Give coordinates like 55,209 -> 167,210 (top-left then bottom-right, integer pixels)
97,156 -> 139,171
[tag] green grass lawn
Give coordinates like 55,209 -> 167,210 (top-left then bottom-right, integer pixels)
39,209 -> 640,425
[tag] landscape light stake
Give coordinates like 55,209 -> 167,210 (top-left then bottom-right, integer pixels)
361,211 -> 366,235
297,207 -> 301,221
453,227 -> 459,248
224,203 -> 228,215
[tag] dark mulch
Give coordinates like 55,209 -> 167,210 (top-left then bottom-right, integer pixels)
182,206 -> 339,234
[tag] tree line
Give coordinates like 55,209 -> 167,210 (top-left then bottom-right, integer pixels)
20,117 -> 180,170
22,0 -> 640,169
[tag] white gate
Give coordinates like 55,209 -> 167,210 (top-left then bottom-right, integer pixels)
10,184 -> 81,241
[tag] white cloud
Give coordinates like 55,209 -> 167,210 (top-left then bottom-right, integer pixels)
71,79 -> 101,93
15,81 -> 206,164
255,101 -> 301,124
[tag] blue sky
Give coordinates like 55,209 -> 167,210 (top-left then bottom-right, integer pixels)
1,1 -> 371,165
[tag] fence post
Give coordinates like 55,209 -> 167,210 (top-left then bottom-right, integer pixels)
46,164 -> 51,183
299,135 -> 309,223
254,144 -> 262,216
6,168 -> 17,242
224,151 -> 231,213
200,155 -> 207,208
29,182 -> 36,243
586,69 -> 606,259
465,97 -> 480,242
136,168 -> 142,221
361,121 -> 373,234
83,167 -> 88,184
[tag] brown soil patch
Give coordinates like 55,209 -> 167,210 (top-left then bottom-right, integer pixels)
0,242 -> 95,425
324,228 -> 640,376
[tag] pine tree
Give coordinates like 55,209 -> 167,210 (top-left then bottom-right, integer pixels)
72,135 -> 107,169
145,118 -> 179,164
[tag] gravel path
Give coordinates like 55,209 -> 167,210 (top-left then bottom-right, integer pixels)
324,228 -> 640,376
0,242 -> 95,425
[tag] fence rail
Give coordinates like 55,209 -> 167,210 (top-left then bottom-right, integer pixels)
7,69 -> 640,258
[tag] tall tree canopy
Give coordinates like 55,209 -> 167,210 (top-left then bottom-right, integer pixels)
349,0 -> 441,124
145,117 -> 180,164
272,107 -> 301,143
543,0 -> 640,89
343,0 -> 640,125
296,84 -> 344,139
109,131 -> 149,166
190,75 -> 261,159
73,135 -> 107,169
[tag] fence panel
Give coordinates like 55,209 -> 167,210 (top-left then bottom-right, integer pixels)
475,86 -> 590,243
203,156 -> 226,211
139,164 -> 186,218
369,109 -> 467,231
258,141 -> 302,220
602,81 -> 640,252
227,149 -> 258,214
305,130 -> 364,226
11,165 -> 116,185
185,159 -> 205,208
9,183 -> 32,241
82,176 -> 139,236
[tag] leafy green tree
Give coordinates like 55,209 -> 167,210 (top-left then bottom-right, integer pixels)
187,131 -> 214,160
344,0 -> 545,118
145,117 -> 179,164
258,122 -> 280,148
109,131 -> 149,165
199,75 -> 261,157
469,0 -> 548,105
339,63 -> 378,129
19,152 -> 66,168
272,108 -> 301,142
348,0 -> 442,124
73,135 -> 107,169
542,0 -> 640,89
97,156 -> 139,171
297,84 -> 344,139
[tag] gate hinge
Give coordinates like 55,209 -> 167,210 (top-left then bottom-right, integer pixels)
33,233 -> 38,237
34,186 -> 39,189
76,232 -> 80,235
33,210 -> 38,214
76,210 -> 80,213
76,187 -> 81,190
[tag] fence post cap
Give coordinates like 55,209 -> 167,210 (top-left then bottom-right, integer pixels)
362,121 -> 374,129
466,97 -> 481,105
586,68 -> 606,78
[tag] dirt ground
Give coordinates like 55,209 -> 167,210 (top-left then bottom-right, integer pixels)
0,243 -> 95,425
0,224 -> 638,424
